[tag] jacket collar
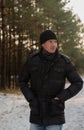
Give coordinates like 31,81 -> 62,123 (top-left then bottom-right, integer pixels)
39,48 -> 59,62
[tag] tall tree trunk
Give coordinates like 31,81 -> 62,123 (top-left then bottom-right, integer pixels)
0,0 -> 6,90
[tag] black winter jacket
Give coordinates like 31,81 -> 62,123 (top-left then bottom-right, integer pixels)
19,49 -> 83,125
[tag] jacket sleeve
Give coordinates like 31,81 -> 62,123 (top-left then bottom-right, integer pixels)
18,58 -> 34,102
58,61 -> 83,102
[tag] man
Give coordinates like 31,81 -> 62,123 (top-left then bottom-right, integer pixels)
19,30 -> 83,130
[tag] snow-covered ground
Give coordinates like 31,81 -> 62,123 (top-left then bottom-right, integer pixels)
0,77 -> 84,130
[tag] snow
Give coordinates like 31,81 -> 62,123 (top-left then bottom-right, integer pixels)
0,77 -> 84,130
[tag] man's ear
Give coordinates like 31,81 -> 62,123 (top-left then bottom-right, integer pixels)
41,44 -> 44,48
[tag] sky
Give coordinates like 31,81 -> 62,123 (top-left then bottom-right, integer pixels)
66,0 -> 84,23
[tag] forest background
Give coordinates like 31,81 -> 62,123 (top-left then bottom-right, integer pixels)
0,0 -> 84,91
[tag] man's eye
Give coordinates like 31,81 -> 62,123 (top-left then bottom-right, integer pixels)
49,40 -> 52,43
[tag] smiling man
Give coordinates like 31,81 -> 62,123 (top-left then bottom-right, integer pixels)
19,30 -> 83,130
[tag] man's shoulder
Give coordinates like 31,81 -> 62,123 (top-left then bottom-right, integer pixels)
29,50 -> 40,59
23,51 -> 40,66
59,52 -> 71,64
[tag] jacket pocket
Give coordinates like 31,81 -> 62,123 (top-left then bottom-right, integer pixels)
50,99 -> 64,116
29,99 -> 39,116
54,68 -> 64,73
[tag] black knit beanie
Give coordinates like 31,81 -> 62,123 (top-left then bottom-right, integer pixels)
40,30 -> 57,44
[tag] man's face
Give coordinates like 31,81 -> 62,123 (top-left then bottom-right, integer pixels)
42,39 -> 57,53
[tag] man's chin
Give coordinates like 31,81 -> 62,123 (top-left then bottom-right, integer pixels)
49,50 -> 56,53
